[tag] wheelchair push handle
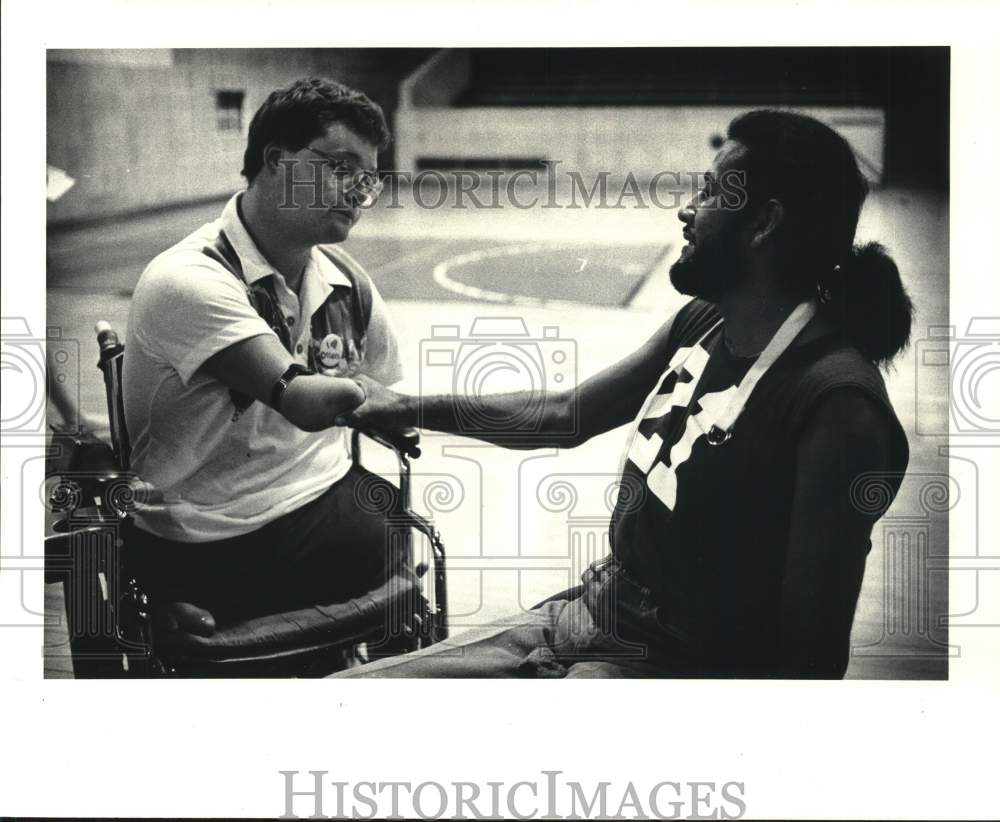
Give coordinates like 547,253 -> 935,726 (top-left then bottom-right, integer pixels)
95,320 -> 120,359
359,426 -> 421,459
95,320 -> 131,470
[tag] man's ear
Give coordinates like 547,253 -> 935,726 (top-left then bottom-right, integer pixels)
261,142 -> 285,176
750,198 -> 784,249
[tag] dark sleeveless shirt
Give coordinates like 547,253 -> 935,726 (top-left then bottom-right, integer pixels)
610,299 -> 909,675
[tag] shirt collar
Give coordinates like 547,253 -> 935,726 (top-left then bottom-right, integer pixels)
219,192 -> 352,290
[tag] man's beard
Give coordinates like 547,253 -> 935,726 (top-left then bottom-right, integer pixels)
669,236 -> 742,303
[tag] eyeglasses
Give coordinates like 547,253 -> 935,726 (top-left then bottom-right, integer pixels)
303,145 -> 383,207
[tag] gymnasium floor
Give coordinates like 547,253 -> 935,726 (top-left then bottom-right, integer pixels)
41,180 -> 951,679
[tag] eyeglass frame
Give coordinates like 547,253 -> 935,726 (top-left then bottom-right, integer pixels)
301,145 -> 383,207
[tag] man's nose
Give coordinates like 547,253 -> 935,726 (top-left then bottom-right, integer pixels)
678,198 -> 696,224
344,188 -> 367,210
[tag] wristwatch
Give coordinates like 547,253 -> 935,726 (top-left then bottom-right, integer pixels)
270,363 -> 314,412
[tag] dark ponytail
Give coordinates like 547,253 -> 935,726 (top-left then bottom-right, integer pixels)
818,241 -> 914,367
727,110 -> 915,368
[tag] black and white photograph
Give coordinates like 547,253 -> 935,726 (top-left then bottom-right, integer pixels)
39,45 -> 949,681
2,2 -> 998,819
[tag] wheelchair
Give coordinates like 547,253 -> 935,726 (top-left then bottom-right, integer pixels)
44,322 -> 448,678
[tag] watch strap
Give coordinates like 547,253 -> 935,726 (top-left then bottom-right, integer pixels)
270,363 -> 314,411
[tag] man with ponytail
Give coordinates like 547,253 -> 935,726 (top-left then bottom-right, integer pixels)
336,109 -> 912,679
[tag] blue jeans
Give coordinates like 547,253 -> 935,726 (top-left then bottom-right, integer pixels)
334,556 -> 708,678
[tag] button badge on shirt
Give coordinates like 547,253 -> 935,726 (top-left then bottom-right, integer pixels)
315,332 -> 363,377
318,332 -> 344,368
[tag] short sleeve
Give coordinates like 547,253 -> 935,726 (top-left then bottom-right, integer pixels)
362,280 -> 404,386
133,254 -> 277,385
669,299 -> 721,350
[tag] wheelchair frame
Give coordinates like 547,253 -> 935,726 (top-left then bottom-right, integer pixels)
44,322 -> 448,677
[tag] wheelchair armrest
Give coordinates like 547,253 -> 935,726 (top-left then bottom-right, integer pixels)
360,426 -> 421,459
154,601 -> 217,637
47,424 -> 120,477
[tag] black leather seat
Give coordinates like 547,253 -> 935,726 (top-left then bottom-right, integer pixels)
152,573 -> 422,676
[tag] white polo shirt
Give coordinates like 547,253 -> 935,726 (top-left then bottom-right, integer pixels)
123,193 -> 402,542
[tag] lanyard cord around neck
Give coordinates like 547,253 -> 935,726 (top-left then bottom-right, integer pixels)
705,299 -> 817,444
623,300 -> 816,450
620,298 -> 818,474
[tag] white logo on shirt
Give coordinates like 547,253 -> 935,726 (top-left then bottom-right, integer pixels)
625,343 -> 736,511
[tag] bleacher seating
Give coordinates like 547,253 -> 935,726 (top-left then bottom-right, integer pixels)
455,48 -> 888,108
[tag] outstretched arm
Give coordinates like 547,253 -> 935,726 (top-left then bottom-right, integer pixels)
137,259 -> 366,433
778,389 -> 896,678
200,335 -> 365,432
340,312 -> 680,449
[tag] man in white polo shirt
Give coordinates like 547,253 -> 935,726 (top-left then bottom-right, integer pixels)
123,77 -> 403,626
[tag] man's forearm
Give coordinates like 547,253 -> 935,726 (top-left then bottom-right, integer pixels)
281,375 -> 366,432
396,389 -> 577,448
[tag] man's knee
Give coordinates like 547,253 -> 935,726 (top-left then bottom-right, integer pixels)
564,660 -> 641,678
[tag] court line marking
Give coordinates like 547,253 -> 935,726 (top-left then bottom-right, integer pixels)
432,241 -> 649,310
368,240 -> 452,277
621,243 -> 674,308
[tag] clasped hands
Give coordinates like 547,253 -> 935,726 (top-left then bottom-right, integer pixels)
335,373 -> 412,430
